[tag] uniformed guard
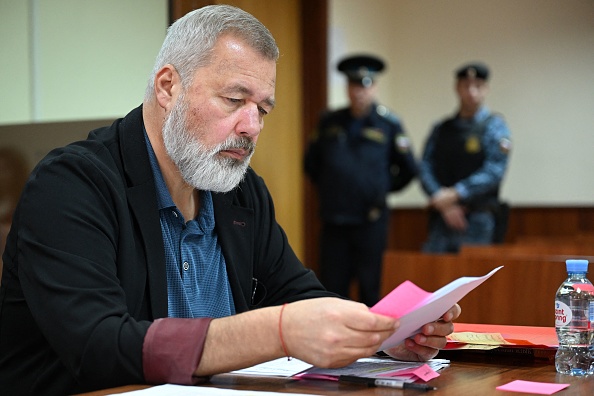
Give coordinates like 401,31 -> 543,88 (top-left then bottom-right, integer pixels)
304,54 -> 418,306
419,61 -> 512,253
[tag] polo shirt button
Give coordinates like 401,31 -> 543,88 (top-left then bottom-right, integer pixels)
182,262 -> 190,271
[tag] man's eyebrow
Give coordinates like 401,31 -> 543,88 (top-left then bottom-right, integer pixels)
263,97 -> 276,110
224,84 -> 275,109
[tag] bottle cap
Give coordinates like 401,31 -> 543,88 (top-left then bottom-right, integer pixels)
566,259 -> 589,273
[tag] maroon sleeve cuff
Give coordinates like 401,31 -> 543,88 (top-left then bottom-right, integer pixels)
143,317 -> 213,385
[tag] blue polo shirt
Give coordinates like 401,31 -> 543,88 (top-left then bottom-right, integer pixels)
144,132 -> 235,318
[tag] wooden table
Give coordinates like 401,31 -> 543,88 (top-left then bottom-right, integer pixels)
79,354 -> 594,396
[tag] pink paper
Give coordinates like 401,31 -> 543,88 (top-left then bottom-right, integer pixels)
372,280 -> 432,317
496,380 -> 569,394
410,364 -> 440,381
378,363 -> 439,382
294,373 -> 338,381
573,283 -> 594,293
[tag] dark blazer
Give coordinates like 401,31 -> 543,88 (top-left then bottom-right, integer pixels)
0,106 -> 329,395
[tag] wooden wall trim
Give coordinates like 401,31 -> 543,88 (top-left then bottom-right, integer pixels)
387,207 -> 594,251
382,251 -> 566,326
170,0 -> 213,21
301,0 -> 327,274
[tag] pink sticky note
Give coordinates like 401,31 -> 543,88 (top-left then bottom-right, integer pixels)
573,283 -> 594,293
496,380 -> 569,394
378,363 -> 440,382
409,364 -> 440,382
372,280 -> 432,317
294,373 -> 338,381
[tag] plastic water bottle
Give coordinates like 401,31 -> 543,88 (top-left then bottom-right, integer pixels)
554,259 -> 594,375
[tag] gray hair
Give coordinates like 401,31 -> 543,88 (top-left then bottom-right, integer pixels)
144,5 -> 279,101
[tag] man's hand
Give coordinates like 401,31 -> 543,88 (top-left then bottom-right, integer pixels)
441,204 -> 467,231
282,298 -> 398,368
430,188 -> 467,231
197,298 -> 397,376
383,304 -> 461,361
197,300 -> 456,377
430,187 -> 459,212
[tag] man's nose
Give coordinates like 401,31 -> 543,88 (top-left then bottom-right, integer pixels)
238,104 -> 262,138
468,84 -> 481,96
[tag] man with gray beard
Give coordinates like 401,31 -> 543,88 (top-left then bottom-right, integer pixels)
0,5 -> 460,395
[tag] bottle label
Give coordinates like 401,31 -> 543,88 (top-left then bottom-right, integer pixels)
555,301 -> 572,326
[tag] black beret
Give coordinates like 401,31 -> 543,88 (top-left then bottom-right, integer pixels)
455,62 -> 490,81
337,55 -> 385,87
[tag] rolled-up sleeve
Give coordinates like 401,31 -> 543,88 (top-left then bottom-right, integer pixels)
143,317 -> 213,385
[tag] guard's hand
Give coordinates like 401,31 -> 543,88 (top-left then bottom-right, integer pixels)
281,298 -> 398,368
430,188 -> 459,211
383,304 -> 461,361
441,204 -> 467,231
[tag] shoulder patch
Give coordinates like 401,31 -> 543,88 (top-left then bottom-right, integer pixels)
499,137 -> 512,154
376,105 -> 389,117
376,105 -> 400,123
395,134 -> 411,153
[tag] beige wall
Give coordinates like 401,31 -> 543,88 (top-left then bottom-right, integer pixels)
330,0 -> 594,207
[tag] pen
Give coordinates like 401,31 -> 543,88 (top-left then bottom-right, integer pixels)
339,375 -> 437,391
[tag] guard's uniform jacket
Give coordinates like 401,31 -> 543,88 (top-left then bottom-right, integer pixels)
431,114 -> 498,209
304,103 -> 417,225
420,106 -> 511,211
419,105 -> 512,252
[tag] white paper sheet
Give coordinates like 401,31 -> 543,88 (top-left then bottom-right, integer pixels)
108,383 -> 321,395
230,357 -> 312,377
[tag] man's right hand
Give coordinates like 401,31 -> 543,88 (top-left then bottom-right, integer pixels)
281,298 -> 398,368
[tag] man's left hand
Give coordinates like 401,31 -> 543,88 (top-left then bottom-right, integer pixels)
382,304 -> 461,361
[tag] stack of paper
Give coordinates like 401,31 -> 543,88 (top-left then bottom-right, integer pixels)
296,357 -> 449,383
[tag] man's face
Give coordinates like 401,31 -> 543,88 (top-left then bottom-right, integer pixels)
456,78 -> 489,111
347,81 -> 377,116
163,35 -> 276,192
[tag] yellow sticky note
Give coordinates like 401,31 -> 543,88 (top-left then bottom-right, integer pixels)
448,332 -> 512,345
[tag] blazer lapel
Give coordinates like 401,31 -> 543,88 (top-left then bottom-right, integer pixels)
119,106 -> 168,318
212,192 -> 254,313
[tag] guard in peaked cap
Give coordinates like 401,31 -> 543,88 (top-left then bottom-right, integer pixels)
337,55 -> 385,88
455,62 -> 490,81
305,52 -> 418,307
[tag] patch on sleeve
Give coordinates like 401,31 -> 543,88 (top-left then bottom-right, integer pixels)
499,138 -> 512,154
395,134 -> 411,153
